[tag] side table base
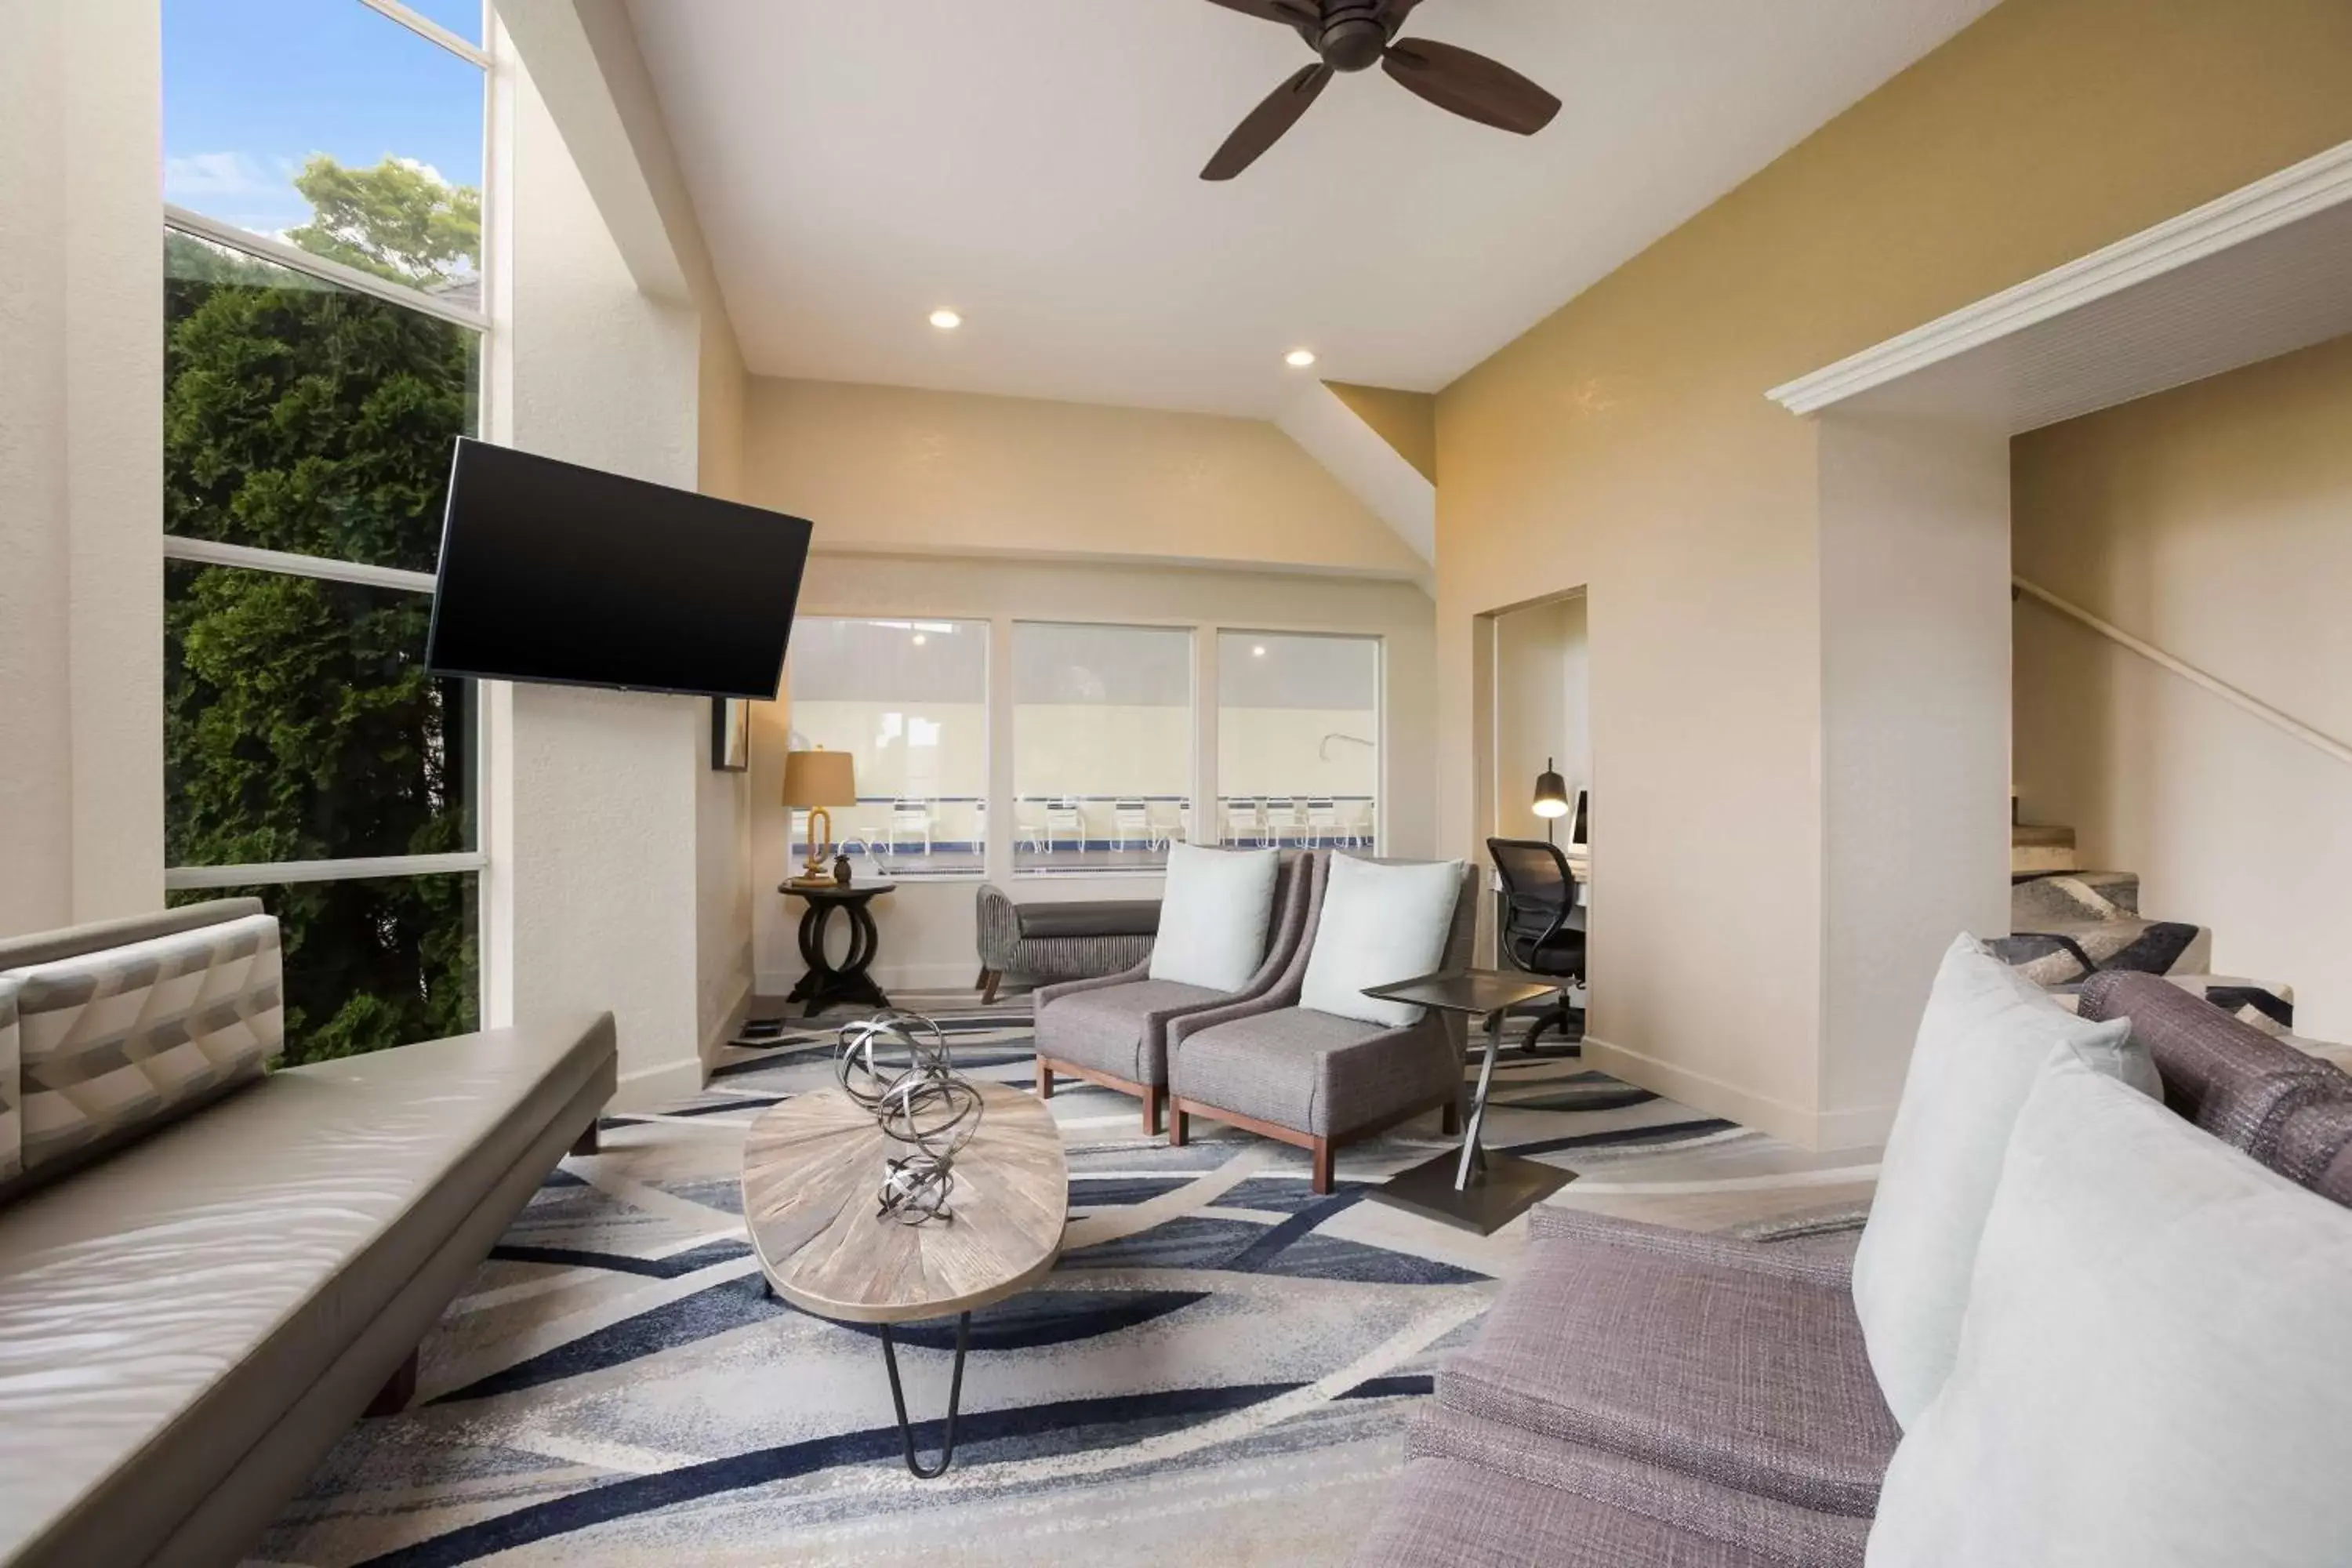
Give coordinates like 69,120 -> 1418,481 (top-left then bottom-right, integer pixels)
1366,1149 -> 1576,1236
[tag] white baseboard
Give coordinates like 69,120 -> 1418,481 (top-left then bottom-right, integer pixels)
755,960 -> 981,1000
1580,1034 -> 1824,1151
1812,1100 -> 1898,1153
612,1052 -> 707,1113
700,977 -> 754,1074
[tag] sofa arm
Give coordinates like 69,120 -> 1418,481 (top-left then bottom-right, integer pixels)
1035,956 -> 1152,1011
975,884 -> 1022,971
1527,1206 -> 1856,1290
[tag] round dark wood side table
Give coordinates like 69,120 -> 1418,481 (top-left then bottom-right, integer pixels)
779,880 -> 896,1018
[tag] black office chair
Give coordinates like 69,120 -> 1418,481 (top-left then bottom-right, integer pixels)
1486,837 -> 1587,1054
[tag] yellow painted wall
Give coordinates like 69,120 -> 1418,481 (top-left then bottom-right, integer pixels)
1324,382 -> 1437,484
1435,0 -> 2352,1142
2014,331 -> 2352,1040
744,376 -> 1428,579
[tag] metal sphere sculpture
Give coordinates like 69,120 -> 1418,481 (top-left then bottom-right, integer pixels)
835,1011 -> 984,1225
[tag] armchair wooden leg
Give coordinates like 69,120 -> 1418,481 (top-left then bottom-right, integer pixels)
1441,1099 -> 1461,1137
571,1122 -> 601,1157
1168,1103 -> 1189,1147
1310,1138 -> 1334,1196
979,969 -> 1001,1005
1035,1058 -> 1055,1099
1142,1085 -> 1163,1138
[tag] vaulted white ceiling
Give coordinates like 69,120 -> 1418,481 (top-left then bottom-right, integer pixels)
626,0 -> 1994,417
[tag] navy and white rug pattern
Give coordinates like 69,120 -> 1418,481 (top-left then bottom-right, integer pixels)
253,998 -> 1876,1567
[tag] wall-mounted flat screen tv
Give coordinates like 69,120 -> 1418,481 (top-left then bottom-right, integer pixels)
426,439 -> 812,699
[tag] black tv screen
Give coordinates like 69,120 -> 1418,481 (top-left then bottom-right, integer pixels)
426,439 -> 812,699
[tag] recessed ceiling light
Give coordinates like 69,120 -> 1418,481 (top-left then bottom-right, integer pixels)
1284,348 -> 1316,368
929,309 -> 962,331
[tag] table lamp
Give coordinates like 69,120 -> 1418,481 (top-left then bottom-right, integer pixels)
1531,758 -> 1570,844
782,747 -> 857,886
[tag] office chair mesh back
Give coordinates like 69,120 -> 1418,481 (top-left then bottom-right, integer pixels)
1486,837 -> 1579,974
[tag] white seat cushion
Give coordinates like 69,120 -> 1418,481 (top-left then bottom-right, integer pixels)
1147,844 -> 1280,993
1850,934 -> 2157,1428
1866,1044 -> 2352,1566
1299,854 -> 1466,1027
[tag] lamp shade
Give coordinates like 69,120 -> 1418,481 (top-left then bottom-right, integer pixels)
1531,757 -> 1570,819
781,747 -> 857,808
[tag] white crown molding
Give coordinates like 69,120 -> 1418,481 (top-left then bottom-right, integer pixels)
1767,137 -> 2352,417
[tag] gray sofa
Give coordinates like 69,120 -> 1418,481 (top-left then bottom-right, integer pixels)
1351,971 -> 2352,1566
1169,860 -> 1479,1192
973,883 -> 1160,1004
0,900 -> 615,1568
1034,851 -> 1322,1134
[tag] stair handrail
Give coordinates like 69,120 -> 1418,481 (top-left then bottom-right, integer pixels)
2014,575 -> 2352,771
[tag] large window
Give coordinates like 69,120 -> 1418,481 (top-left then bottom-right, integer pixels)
1217,632 -> 1381,851
786,619 -> 989,878
1014,623 -> 1194,875
162,0 -> 488,1064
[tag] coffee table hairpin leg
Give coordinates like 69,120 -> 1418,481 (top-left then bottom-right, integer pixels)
878,1312 -> 971,1478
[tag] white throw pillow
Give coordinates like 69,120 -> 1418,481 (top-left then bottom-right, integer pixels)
1866,1044 -> 2352,1567
1850,934 -> 2158,1428
1147,844 -> 1281,993
1298,855 -> 1465,1027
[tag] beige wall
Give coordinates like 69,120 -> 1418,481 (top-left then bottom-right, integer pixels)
750,553 -> 1436,994
1492,594 -> 1589,846
744,377 -> 1428,580
0,0 -> 164,938
1325,382 -> 1438,485
2014,331 -> 2352,1040
1435,0 -> 2352,1144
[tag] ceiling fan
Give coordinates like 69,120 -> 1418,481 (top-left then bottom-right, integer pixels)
1198,0 -> 1562,180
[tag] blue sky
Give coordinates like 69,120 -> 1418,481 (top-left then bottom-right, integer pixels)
165,0 -> 485,242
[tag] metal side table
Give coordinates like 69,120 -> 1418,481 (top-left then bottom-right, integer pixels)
1360,969 -> 1577,1235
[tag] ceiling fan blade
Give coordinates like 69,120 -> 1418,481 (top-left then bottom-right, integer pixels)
1201,63 -> 1334,181
1382,38 -> 1562,135
1200,0 -> 1321,27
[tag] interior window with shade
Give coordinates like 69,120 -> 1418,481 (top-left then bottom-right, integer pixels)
784,617 -> 989,877
1012,622 -> 1194,875
1217,631 -> 1381,853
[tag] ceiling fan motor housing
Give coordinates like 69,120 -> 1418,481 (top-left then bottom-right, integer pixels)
1315,2 -> 1389,71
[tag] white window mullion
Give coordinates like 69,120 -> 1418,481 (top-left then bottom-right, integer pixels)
164,535 -> 439,593
166,205 -> 488,333
354,0 -> 492,68
166,852 -> 489,891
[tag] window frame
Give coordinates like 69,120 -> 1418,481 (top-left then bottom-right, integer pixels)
159,0 -> 492,909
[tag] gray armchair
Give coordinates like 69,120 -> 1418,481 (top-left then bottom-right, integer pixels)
1167,859 -> 1479,1193
1033,851 -> 1324,1134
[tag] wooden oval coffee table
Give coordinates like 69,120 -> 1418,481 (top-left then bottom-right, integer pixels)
742,1080 -> 1067,1476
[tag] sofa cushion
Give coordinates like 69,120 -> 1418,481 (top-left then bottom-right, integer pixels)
1865,1043 -> 2352,1568
1014,899 -> 1161,940
1347,1457 -> 1795,1568
1410,1403 -> 1868,1568
6,912 -> 285,1186
1437,1225 -> 1900,1517
1172,1005 -> 1456,1137
2079,968 -> 2352,1163
1300,853 -> 1466,1026
0,1015 -> 614,1568
1035,977 -> 1224,1085
0,898 -> 263,974
1148,844 -> 1279,993
1850,934 -> 2155,1429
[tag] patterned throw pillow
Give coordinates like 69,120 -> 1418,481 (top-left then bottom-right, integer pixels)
9,913 -> 283,1178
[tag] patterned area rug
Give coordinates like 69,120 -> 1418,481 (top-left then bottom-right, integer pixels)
252,998 -> 1877,1567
